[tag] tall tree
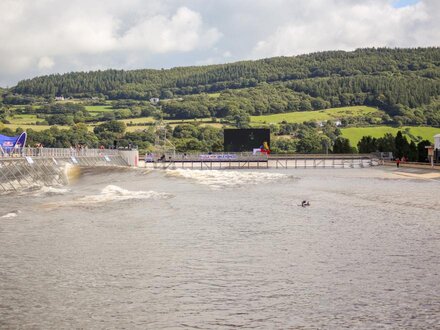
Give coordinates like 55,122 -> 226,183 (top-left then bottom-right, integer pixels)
333,137 -> 353,153
357,136 -> 377,153
417,140 -> 432,162
395,131 -> 410,159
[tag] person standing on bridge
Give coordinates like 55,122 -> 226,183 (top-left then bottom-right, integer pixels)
36,143 -> 43,156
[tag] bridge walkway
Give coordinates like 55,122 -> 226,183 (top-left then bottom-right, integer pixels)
142,153 -> 379,170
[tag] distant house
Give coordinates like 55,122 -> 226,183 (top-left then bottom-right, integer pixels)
149,97 -> 160,104
318,120 -> 342,127
435,134 -> 440,163
435,134 -> 440,150
55,96 -> 64,101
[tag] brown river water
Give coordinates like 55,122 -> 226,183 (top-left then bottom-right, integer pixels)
0,166 -> 439,329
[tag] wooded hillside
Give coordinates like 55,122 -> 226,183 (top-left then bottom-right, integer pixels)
5,48 -> 440,126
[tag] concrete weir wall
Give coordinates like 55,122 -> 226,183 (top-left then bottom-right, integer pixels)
0,157 -> 68,192
119,150 -> 139,167
0,148 -> 135,193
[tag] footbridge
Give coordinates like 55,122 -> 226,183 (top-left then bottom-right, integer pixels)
0,148 -> 138,192
268,154 -> 380,169
143,153 -> 380,170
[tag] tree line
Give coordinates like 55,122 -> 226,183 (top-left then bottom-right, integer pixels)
357,131 -> 431,161
10,48 -> 440,100
1,118 -> 432,162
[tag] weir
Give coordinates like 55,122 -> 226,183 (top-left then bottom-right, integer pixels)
142,153 -> 380,170
0,148 -> 138,193
1,149 -> 380,192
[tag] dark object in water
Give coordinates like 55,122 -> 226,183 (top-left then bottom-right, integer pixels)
300,200 -> 310,207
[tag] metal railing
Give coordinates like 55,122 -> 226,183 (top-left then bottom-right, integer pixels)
144,152 -> 269,162
143,152 -> 380,162
0,147 -> 120,159
268,153 -> 375,159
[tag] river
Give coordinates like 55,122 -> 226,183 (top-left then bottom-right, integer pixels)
0,166 -> 439,329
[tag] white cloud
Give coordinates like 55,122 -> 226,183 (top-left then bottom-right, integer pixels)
38,56 -> 55,70
120,7 -> 221,53
0,0 -> 438,86
0,1 -> 220,85
252,0 -> 439,58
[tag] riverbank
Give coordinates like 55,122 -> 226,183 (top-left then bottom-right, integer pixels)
377,162 -> 440,180
383,160 -> 440,171
1,166 -> 439,328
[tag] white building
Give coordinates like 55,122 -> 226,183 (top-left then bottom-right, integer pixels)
149,97 -> 160,104
434,134 -> 440,150
317,120 -> 342,127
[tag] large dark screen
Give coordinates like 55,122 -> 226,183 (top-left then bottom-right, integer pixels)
224,129 -> 270,152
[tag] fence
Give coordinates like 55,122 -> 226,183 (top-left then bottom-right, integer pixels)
144,152 -> 268,162
142,152 -> 379,170
0,147 -> 121,158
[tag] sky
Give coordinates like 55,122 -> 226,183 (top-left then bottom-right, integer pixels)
0,0 -> 439,87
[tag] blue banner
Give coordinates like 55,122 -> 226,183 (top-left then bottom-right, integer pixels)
0,132 -> 27,152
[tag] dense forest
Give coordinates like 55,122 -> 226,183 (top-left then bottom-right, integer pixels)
11,48 -> 440,99
4,48 -> 440,126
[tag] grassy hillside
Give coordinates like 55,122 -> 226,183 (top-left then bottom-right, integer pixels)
4,48 -> 440,129
84,105 -> 115,115
2,124 -> 69,131
341,126 -> 440,146
6,114 -> 39,125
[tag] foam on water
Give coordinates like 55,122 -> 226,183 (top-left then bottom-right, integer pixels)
71,185 -> 172,205
33,186 -> 70,196
65,163 -> 81,184
1,210 -> 20,218
166,169 -> 293,189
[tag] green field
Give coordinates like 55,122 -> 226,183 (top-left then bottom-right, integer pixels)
84,105 -> 116,116
124,125 -> 151,132
9,105 -> 40,111
2,116 -> 219,133
120,117 -> 155,124
250,106 -> 382,124
2,124 -> 70,132
6,114 -> 39,125
341,126 -> 440,146
111,116 -> 215,125
84,105 -> 114,112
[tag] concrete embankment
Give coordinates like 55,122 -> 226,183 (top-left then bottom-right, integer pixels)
0,148 -> 136,193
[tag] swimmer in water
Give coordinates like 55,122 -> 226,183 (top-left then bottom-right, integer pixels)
301,200 -> 310,207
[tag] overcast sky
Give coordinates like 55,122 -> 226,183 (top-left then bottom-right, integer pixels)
0,0 -> 439,87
